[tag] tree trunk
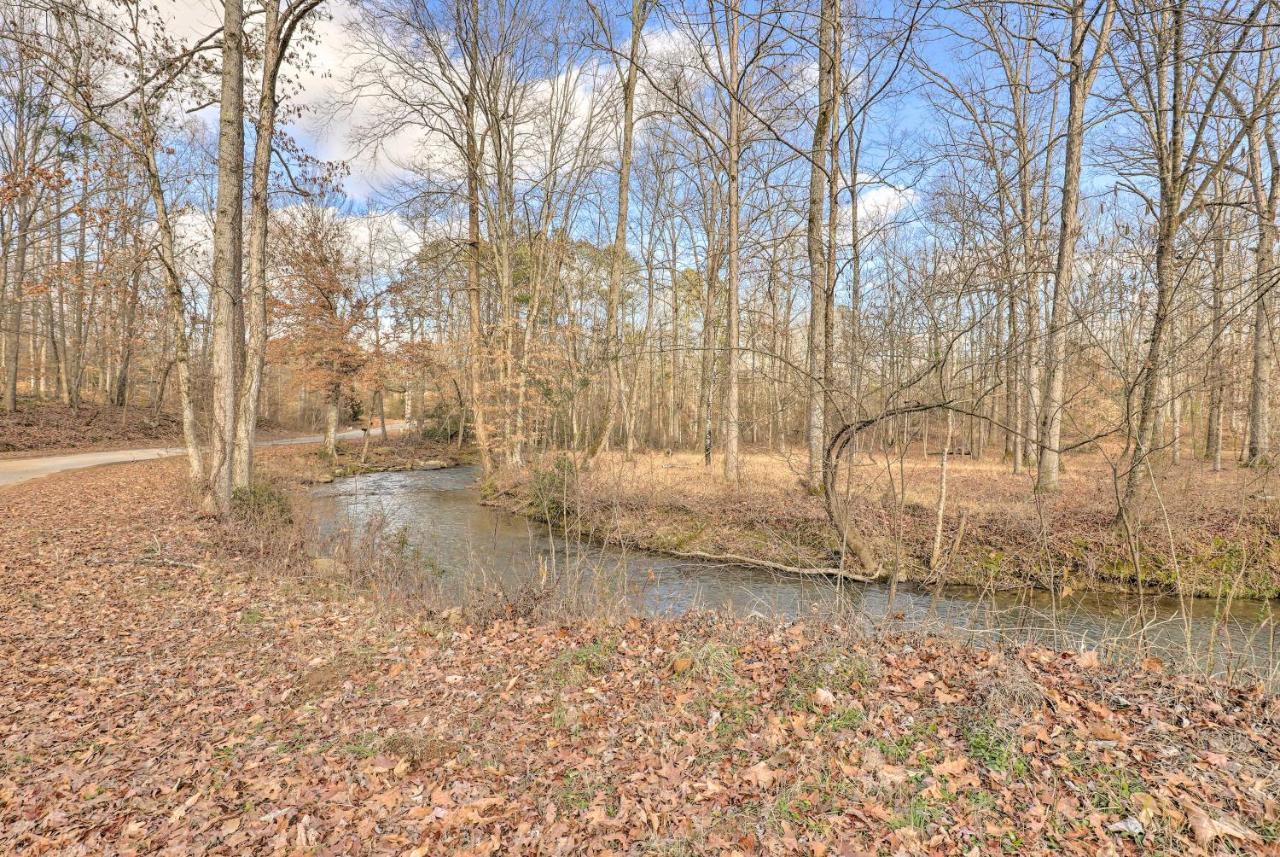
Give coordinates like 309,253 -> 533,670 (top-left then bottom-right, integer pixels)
235,0 -> 282,490
3,203 -> 28,413
325,386 -> 339,456
464,0 -> 493,475
1247,235 -> 1274,464
723,2 -> 741,482
584,0 -> 645,466
1038,0 -> 1103,491
805,0 -> 836,486
207,0 -> 246,514
1122,207 -> 1178,510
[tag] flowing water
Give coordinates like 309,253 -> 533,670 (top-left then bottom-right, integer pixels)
310,466 -> 1280,682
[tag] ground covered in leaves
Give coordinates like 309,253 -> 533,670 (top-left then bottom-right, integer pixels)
2,457 -> 1279,854
0,398 -> 183,456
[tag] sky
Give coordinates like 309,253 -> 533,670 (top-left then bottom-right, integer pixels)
159,0 -> 393,198
154,0 -> 919,269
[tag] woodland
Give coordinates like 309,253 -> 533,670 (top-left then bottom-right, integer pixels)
3,0 -> 1280,852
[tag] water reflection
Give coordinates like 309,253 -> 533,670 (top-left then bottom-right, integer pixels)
309,467 -> 1279,683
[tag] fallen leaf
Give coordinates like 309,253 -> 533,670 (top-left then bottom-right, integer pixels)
1185,803 -> 1262,847
743,761 -> 777,789
1106,817 -> 1142,837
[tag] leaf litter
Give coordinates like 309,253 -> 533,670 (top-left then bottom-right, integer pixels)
1,459 -> 1278,855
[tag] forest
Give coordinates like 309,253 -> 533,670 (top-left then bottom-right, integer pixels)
3,0 -> 1280,853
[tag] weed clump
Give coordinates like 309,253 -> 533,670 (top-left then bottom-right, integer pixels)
528,455 -> 577,522
232,481 -> 293,527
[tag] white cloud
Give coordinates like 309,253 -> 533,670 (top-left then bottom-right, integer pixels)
857,184 -> 914,221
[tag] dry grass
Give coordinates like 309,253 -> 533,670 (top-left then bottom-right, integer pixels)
495,445 -> 1280,598
260,432 -> 473,484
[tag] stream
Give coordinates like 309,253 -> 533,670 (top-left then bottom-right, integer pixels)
310,466 -> 1280,682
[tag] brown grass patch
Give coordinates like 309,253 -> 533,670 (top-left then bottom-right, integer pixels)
496,446 -> 1280,597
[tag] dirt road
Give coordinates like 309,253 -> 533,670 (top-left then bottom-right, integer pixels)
0,425 -> 401,488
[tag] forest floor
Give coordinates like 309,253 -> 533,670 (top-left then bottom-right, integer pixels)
0,398 -> 184,457
2,446 -> 1280,854
494,448 -> 1280,599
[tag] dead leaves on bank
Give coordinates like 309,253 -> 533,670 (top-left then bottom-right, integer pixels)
1,460 -> 1279,855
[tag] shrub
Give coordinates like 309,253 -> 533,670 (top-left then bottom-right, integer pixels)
528,455 -> 577,522
232,481 -> 293,528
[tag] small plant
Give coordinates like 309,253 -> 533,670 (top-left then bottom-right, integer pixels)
232,481 -> 292,527
550,637 -> 617,690
554,771 -> 594,811
964,719 -> 1027,775
869,733 -> 915,763
383,730 -> 445,770
671,641 -> 741,685
783,647 -> 871,711
342,732 -> 379,759
889,794 -> 940,832
816,707 -> 865,732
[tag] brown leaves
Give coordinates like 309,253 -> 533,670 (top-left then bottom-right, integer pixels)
1185,801 -> 1263,847
1076,649 -> 1101,670
742,761 -> 778,790
3,459 -> 1279,856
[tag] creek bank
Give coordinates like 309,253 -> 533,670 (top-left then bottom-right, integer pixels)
489,452 -> 1280,600
264,433 -> 474,485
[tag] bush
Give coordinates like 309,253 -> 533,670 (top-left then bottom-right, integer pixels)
232,481 -> 293,528
528,455 -> 577,522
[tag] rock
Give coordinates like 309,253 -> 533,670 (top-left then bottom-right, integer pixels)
419,460 -> 449,470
